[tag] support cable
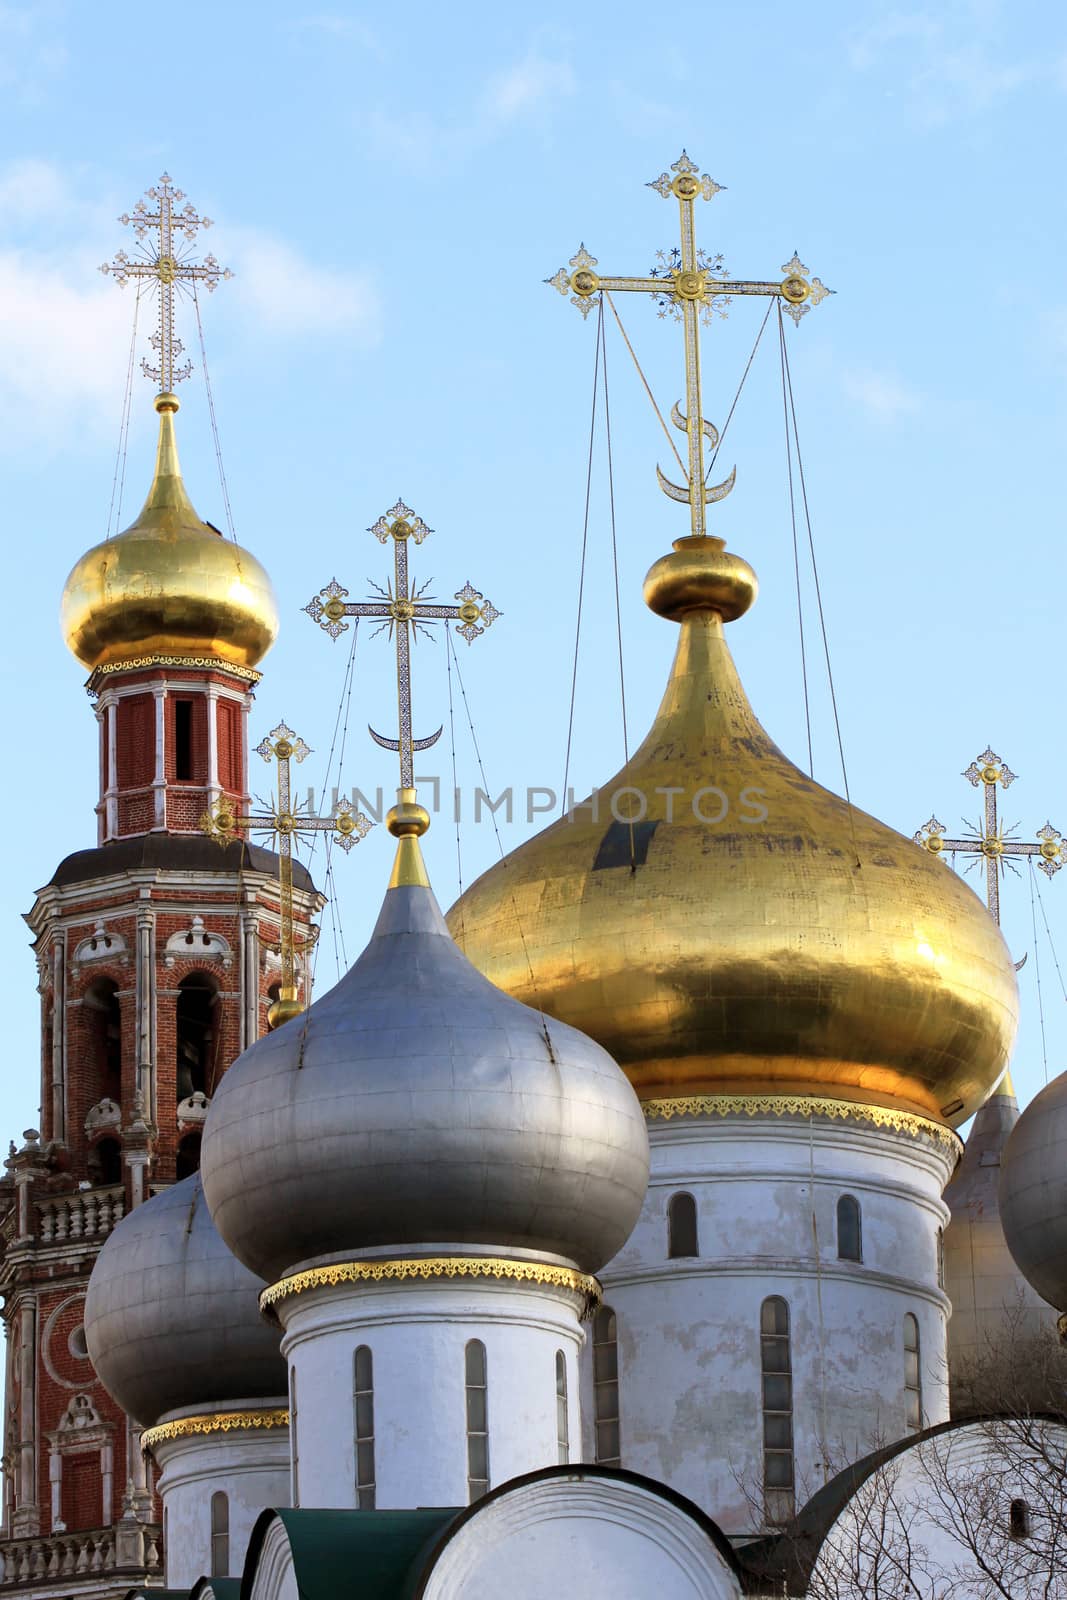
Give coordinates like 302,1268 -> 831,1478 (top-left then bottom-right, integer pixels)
560,296 -> 604,816
445,630 -> 465,945
779,306 -> 861,868
107,282 -> 143,536
306,619 -> 360,990
706,298 -> 774,481
603,292 -> 686,476
598,304 -> 635,869
446,628 -> 557,1063
192,284 -> 237,540
1027,860 -> 1051,1085
777,309 -> 814,777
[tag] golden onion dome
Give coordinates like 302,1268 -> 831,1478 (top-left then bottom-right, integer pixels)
61,393 -> 278,672
448,534 -> 1019,1128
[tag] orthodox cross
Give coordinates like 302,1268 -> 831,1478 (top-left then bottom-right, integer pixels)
915,747 -> 1065,925
304,499 -> 501,790
547,151 -> 832,539
101,173 -> 231,394
201,723 -> 373,1025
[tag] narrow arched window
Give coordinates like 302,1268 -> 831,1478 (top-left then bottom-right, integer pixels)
1010,1498 -> 1031,1539
668,1192 -> 699,1258
289,1366 -> 299,1507
84,978 -> 122,1106
761,1296 -> 794,1523
555,1351 -> 569,1465
592,1306 -> 621,1466
210,1491 -> 229,1577
354,1345 -> 375,1509
936,1226 -> 945,1288
904,1313 -> 922,1431
836,1195 -> 862,1262
176,973 -> 218,1100
465,1340 -> 489,1503
88,1135 -> 123,1188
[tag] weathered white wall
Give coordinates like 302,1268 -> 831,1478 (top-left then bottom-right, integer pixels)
420,1474 -> 742,1600
583,1111 -> 956,1533
278,1273 -> 585,1510
152,1420 -> 290,1588
811,1419 -> 1067,1597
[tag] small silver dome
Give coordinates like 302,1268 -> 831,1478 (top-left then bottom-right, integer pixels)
84,1174 -> 286,1429
200,870 -> 650,1285
999,1069 -> 1067,1313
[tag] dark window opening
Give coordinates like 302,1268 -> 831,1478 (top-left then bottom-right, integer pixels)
668,1192 -> 699,1258
85,979 -> 122,1106
465,1339 -> 489,1503
593,819 -> 660,871
210,1491 -> 229,1577
593,1306 -> 621,1466
1010,1498 -> 1031,1540
761,1296 -> 794,1524
904,1313 -> 922,1431
176,1132 -> 202,1180
354,1345 -> 375,1509
837,1194 -> 863,1262
175,700 -> 193,781
88,1136 -> 122,1188
176,975 -> 217,1100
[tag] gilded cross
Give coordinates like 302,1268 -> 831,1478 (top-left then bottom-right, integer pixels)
101,173 -> 232,394
304,499 -> 501,791
547,151 -> 833,538
201,722 -> 373,1027
915,747 -> 1065,925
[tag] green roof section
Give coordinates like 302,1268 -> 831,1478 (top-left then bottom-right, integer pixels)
190,1580 -> 242,1600
242,1507 -> 461,1600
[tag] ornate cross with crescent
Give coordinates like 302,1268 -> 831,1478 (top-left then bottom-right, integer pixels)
915,746 -> 1064,927
304,500 -> 501,791
546,151 -> 833,539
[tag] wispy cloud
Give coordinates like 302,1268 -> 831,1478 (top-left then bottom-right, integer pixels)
847,3 -> 1062,124
0,2 -> 68,103
484,52 -> 575,122
842,367 -> 921,424
286,12 -> 382,52
0,162 -> 382,453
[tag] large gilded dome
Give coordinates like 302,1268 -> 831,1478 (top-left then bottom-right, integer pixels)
61,393 -> 278,672
448,534 -> 1018,1128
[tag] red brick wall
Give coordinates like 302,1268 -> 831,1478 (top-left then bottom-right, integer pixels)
115,696 -> 154,789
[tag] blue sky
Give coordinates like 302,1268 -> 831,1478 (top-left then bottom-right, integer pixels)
2,0 -> 1065,1140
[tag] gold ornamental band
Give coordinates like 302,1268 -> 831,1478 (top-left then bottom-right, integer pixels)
641,1093 -> 961,1155
260,1256 -> 602,1315
88,654 -> 262,685
141,1407 -> 289,1451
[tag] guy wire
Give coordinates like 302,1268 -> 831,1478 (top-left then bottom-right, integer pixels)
446,628 -> 557,1064
445,625 -> 465,946
560,295 -> 603,816
707,298 -> 774,481
778,307 -> 814,778
193,284 -> 236,540
599,303 -> 636,871
779,307 -> 861,869
1027,859 -> 1051,1085
107,282 -> 143,537
603,292 -> 686,476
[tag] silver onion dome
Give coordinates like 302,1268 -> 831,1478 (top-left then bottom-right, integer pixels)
200,857 -> 650,1286
84,1174 -> 286,1429
999,1069 -> 1067,1314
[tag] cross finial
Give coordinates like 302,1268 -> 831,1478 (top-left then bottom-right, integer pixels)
546,152 -> 833,539
101,173 -> 232,396
304,502 -> 501,831
915,747 -> 1065,927
201,722 -> 373,1028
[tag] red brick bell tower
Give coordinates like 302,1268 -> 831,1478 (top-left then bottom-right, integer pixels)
0,392 -> 322,1596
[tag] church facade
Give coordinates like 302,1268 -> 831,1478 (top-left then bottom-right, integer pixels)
2,160 -> 1066,1600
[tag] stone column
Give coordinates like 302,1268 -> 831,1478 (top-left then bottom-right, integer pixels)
135,904 -> 156,1125
13,1299 -> 39,1536
240,908 -> 259,1051
105,698 -> 119,840
206,685 -> 220,804
48,1446 -> 62,1531
100,1441 -> 113,1527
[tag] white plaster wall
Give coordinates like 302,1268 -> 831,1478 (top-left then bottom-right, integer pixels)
420,1475 -> 742,1600
811,1419 -> 1067,1597
153,1425 -> 290,1588
583,1114 -> 955,1534
278,1276 -> 585,1510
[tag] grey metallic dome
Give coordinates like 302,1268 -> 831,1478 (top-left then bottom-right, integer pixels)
200,869 -> 650,1285
999,1069 -> 1067,1313
84,1174 -> 286,1429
